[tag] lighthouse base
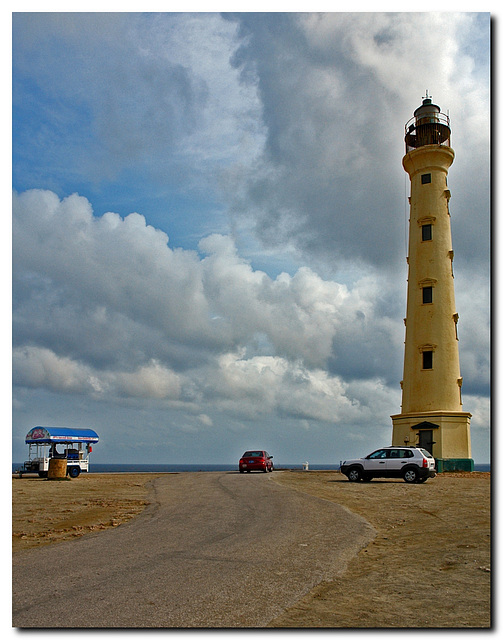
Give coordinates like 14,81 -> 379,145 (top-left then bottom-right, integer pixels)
391,410 -> 472,470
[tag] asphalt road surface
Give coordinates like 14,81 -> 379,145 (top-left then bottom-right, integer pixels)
12,472 -> 375,628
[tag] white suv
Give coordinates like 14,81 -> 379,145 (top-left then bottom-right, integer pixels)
340,446 -> 436,483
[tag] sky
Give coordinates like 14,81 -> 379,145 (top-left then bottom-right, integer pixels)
11,10 -> 491,465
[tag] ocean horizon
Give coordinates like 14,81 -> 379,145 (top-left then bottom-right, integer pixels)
12,462 -> 490,473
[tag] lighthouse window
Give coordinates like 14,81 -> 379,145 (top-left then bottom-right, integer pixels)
422,224 -> 432,241
421,173 -> 432,184
422,286 -> 433,304
422,351 -> 433,369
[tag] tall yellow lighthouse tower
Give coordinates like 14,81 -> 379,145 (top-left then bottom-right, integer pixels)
391,95 -> 473,472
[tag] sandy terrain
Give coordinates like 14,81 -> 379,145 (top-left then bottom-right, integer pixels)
12,473 -> 156,551
271,470 -> 491,628
12,470 -> 491,628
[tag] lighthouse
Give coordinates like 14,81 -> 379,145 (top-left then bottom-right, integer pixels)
391,95 -> 473,472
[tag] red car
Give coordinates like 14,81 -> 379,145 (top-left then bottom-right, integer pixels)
239,450 -> 274,473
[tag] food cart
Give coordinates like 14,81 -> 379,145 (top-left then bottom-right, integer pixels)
19,426 -> 99,478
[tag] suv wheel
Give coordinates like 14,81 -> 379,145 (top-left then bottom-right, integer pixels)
347,467 -> 362,482
403,468 -> 419,483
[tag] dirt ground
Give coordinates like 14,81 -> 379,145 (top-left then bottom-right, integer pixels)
271,470 -> 491,628
12,470 -> 491,628
12,473 -> 157,551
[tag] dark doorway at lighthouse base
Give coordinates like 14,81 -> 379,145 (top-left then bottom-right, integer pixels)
418,429 -> 435,455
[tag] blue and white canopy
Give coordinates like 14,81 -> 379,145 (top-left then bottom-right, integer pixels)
25,427 -> 99,445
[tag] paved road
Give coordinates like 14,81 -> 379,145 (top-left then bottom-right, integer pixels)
13,472 -> 374,628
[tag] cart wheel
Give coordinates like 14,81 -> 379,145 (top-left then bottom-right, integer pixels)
68,467 -> 81,478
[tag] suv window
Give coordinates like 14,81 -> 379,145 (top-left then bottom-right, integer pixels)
389,449 -> 413,458
368,450 -> 387,459
419,448 -> 433,458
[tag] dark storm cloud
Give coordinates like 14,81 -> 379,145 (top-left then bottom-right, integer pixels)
224,12 -> 489,277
